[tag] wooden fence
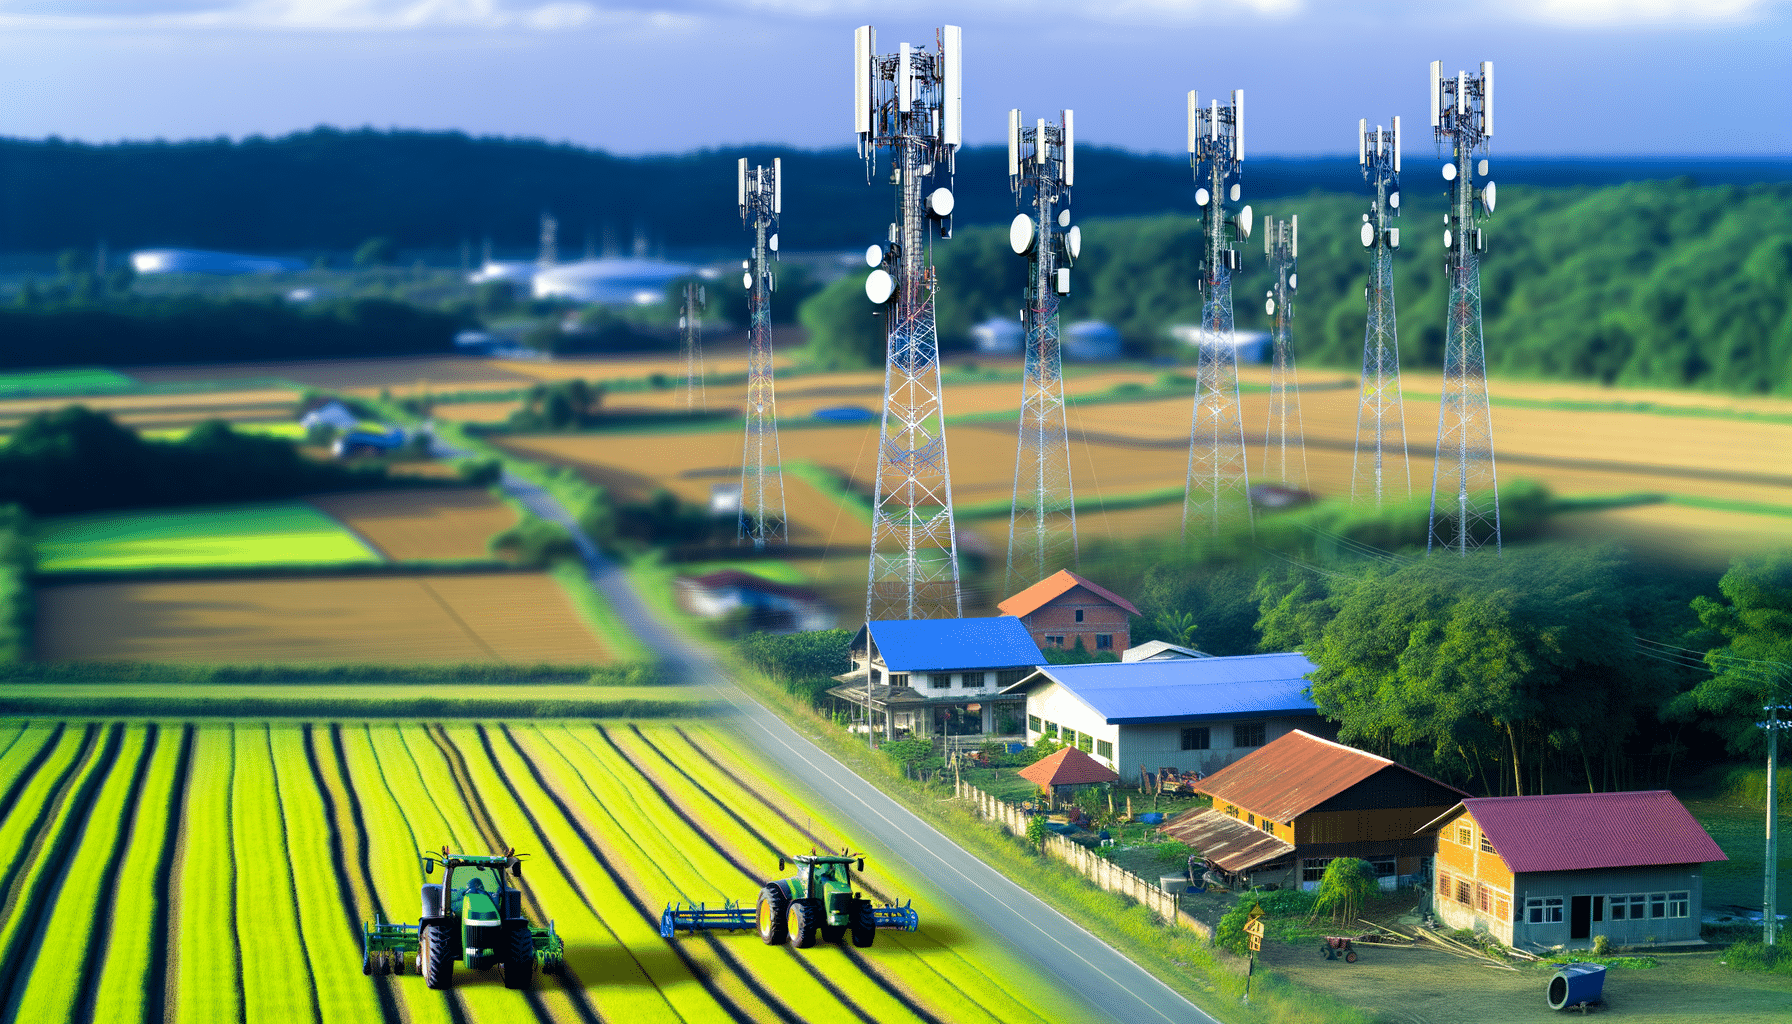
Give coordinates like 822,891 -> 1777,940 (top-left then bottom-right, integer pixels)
954,780 -> 1213,940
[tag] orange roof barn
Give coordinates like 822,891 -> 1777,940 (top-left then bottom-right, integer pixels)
1019,746 -> 1121,790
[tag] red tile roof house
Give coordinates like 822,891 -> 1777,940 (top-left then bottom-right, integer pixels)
1418,792 -> 1728,951
998,570 -> 1140,656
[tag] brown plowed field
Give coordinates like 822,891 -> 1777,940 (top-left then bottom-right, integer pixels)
35,572 -> 609,663
308,488 -> 517,560
124,355 -> 537,392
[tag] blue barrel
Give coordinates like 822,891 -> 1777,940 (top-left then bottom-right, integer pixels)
1547,962 -> 1606,1010
1138,812 -> 1165,825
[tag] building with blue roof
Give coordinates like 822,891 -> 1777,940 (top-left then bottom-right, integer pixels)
825,617 -> 1044,742
999,653 -> 1330,780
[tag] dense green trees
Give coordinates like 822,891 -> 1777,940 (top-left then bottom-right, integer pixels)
1669,553 -> 1792,755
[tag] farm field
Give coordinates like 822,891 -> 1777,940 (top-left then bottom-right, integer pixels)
34,572 -> 613,664
0,719 -> 1081,1024
0,367 -> 137,396
36,502 -> 380,571
308,489 -> 519,561
0,683 -> 716,719
123,355 -> 539,392
0,386 -> 301,434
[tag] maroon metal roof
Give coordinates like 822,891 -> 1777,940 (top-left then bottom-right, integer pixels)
998,569 -> 1142,619
1441,791 -> 1729,874
1019,746 -> 1120,788
1161,807 -> 1294,873
1195,730 -> 1468,824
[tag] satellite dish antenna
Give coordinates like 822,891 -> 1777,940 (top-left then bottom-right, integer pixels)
1360,222 -> 1375,248
1442,162 -> 1457,181
741,272 -> 753,289
1478,159 -> 1489,176
1194,187 -> 1210,207
1229,183 -> 1241,203
1237,205 -> 1253,239
1443,228 -> 1454,249
865,268 -> 894,304
1482,181 -> 1497,213
1058,209 -> 1070,228
928,187 -> 955,218
769,234 -> 779,252
1289,273 -> 1297,291
1265,298 -> 1275,316
1389,191 -> 1400,209
1066,225 -> 1081,259
864,244 -> 883,267
1009,213 -> 1035,254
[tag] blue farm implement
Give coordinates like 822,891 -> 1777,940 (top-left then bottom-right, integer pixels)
660,851 -> 919,949
362,847 -> 564,990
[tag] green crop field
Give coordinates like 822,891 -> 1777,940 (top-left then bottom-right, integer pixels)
0,367 -> 136,397
35,502 -> 380,571
0,718 -> 1079,1023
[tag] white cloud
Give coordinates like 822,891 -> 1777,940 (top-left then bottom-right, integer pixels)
1506,0 -> 1782,25
0,0 -> 616,30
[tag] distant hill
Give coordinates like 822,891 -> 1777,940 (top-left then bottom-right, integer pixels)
3,128 -> 1788,257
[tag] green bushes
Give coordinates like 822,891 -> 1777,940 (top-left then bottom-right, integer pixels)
1311,857 -> 1379,926
487,513 -> 579,567
733,628 -> 854,707
1723,940 -> 1792,974
1216,898 -> 1259,955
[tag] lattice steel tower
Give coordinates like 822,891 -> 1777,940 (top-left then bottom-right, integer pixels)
854,24 -> 964,620
679,281 -> 706,412
1352,116 -> 1413,506
737,158 -> 788,549
1261,214 -> 1307,492
1183,89 -> 1256,538
1427,61 -> 1501,555
1003,107 -> 1080,594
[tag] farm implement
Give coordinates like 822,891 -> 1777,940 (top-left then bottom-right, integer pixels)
362,847 -> 564,990
660,851 -> 918,949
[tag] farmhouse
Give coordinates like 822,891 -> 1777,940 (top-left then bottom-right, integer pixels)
1121,640 -> 1210,662
1163,730 -> 1468,891
1000,653 -> 1324,779
825,617 -> 1041,740
1419,791 -> 1727,950
998,569 -> 1139,655
674,569 -> 835,633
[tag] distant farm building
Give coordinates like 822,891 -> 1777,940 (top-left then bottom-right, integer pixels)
1001,653 -> 1326,778
531,257 -> 697,305
999,569 -> 1138,656
971,316 -> 1024,355
827,617 -> 1042,741
1062,320 -> 1121,361
673,569 -> 834,634
1169,324 -> 1270,363
131,248 -> 306,275
1121,640 -> 1211,662
299,400 -> 359,433
1419,791 -> 1727,951
332,429 -> 406,458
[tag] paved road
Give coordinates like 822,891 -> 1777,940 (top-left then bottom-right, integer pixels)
435,437 -> 1222,1023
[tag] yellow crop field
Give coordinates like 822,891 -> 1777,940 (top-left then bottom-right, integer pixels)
126,356 -> 537,393
35,572 -> 610,664
309,488 -> 518,561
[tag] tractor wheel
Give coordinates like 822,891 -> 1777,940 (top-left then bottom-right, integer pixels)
422,923 -> 455,990
821,924 -> 847,944
788,899 -> 820,949
756,884 -> 789,946
1345,951 -> 1358,964
501,926 -> 536,990
850,900 -> 877,949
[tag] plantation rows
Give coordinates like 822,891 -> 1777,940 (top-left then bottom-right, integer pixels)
0,719 -> 1071,1023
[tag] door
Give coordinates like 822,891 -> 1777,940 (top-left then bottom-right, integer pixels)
1570,895 -> 1591,940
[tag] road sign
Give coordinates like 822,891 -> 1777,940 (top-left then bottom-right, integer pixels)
1249,934 -> 1261,952
1244,918 -> 1265,938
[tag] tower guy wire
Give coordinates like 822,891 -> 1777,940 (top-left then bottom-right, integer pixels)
1352,115 -> 1413,507
854,24 -> 965,620
1427,60 -> 1502,555
1003,107 -> 1079,594
1261,214 -> 1308,493
1182,87 -> 1256,539
737,157 -> 789,549
679,281 -> 706,413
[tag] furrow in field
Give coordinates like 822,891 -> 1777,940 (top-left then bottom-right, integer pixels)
651,723 -> 1060,1024
0,722 -> 64,827
7,723 -> 148,1024
270,725 -> 388,1024
0,722 -> 122,1016
236,723 -> 323,1024
175,724 -> 244,1024
339,725 -> 463,1024
93,723 -> 192,1024
537,722 -> 909,1024
597,726 -> 960,1024
307,724 -> 406,1024
0,723 -> 95,914
439,722 -> 690,1024
68,724 -> 161,1024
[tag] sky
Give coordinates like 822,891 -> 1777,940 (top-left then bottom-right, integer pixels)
0,1 -> 1787,157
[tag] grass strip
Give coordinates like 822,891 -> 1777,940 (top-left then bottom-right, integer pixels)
234,723 -> 322,1024
954,484 -> 1187,521
0,724 -> 95,927
175,724 -> 242,1024
784,459 -> 874,525
0,685 -> 713,720
91,724 -> 188,1024
549,560 -> 653,663
0,662 -> 630,684
1401,389 -> 1792,426
1663,494 -> 1792,519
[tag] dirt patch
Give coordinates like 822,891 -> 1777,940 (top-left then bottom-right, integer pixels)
309,488 -> 517,561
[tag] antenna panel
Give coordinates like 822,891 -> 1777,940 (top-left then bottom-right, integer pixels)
1376,126 -> 1383,159
1358,118 -> 1366,166
1232,89 -> 1243,161
1456,70 -> 1466,115
774,158 -> 782,215
1481,61 -> 1493,136
898,42 -> 912,113
1008,109 -> 1020,176
1063,108 -> 1074,187
738,158 -> 747,209
1037,118 -> 1047,165
1292,214 -> 1298,258
943,25 -> 963,146
1430,60 -> 1441,127
1055,268 -> 1070,294
1393,115 -> 1401,173
1210,99 -> 1218,142
853,26 -> 873,135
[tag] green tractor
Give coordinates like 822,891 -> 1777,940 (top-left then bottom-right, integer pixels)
661,850 -> 917,948
362,846 -> 564,990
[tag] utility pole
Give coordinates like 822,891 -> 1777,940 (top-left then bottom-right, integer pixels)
679,281 -> 706,413
1761,701 -> 1791,945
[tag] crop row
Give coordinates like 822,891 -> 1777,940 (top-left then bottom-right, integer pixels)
0,719 -> 1075,1023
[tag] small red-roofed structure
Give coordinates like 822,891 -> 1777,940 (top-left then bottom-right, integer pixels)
1019,746 -> 1120,805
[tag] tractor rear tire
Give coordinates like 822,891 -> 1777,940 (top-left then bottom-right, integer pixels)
501,926 -> 536,990
422,923 -> 455,990
756,885 -> 789,946
789,899 -> 820,949
821,924 -> 847,944
850,900 -> 876,949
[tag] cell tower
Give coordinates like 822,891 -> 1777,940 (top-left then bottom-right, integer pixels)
737,158 -> 788,549
1003,107 -> 1080,594
678,281 -> 706,412
853,24 -> 964,620
1260,215 -> 1308,492
1351,116 -> 1413,506
1182,89 -> 1256,538
1426,61 -> 1501,555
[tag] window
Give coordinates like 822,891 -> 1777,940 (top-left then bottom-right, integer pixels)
1455,823 -> 1474,847
1525,897 -> 1565,924
1095,634 -> 1113,650
1234,722 -> 1266,748
1028,715 -> 1042,733
1247,813 -> 1257,827
1075,608 -> 1084,622
1078,735 -> 1093,754
1179,727 -> 1210,751
1369,858 -> 1396,878
1043,721 -> 1059,738
1668,891 -> 1690,918
890,673 -> 909,688
958,673 -> 979,688
1096,739 -> 1113,760
1302,858 -> 1333,883
1610,894 -> 1645,921
1496,894 -> 1511,922
1437,870 -> 1453,898
995,669 -> 1030,687
1479,833 -> 1495,854
930,674 -> 950,689
1260,818 -> 1275,835
1062,728 -> 1077,747
1476,883 -> 1491,912
871,668 -> 882,683
1455,878 -> 1472,905
1223,804 -> 1240,819
1044,635 -> 1065,648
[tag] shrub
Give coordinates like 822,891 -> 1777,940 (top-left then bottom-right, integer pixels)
487,514 -> 579,568
1025,815 -> 1046,850
457,457 -> 502,487
1725,940 -> 1792,975
1216,898 -> 1259,955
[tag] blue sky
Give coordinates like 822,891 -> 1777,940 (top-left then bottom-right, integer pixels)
0,1 -> 1786,156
